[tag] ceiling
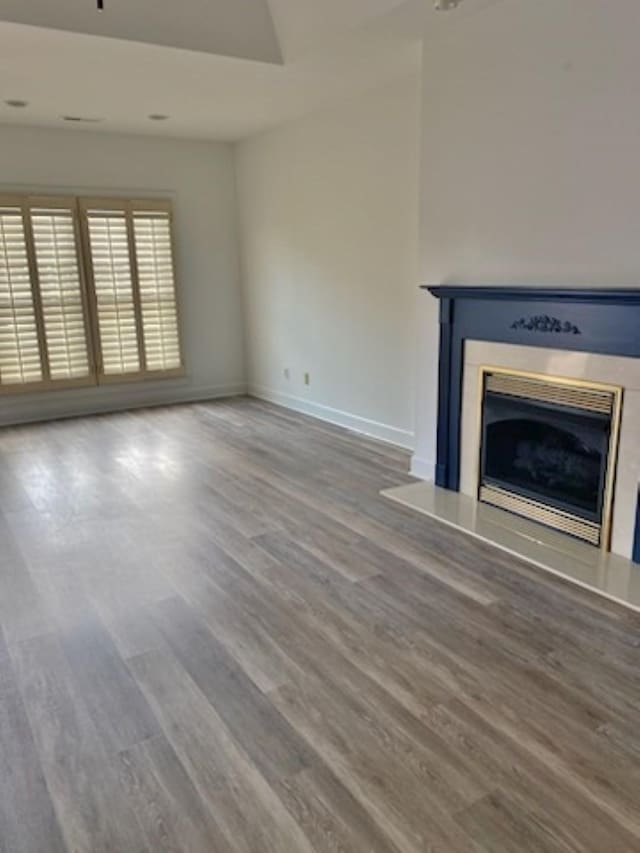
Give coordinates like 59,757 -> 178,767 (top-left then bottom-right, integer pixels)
0,0 -> 283,64
0,0 -> 482,141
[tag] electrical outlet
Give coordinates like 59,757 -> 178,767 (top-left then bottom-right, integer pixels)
284,368 -> 290,380
304,372 -> 310,386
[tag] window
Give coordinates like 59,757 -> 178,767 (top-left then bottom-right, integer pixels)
0,199 -> 43,386
83,202 -> 141,378
133,206 -> 182,373
31,199 -> 92,383
0,194 -> 183,392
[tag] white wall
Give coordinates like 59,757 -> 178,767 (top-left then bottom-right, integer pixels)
414,0 -> 640,477
236,76 -> 420,448
0,125 -> 245,425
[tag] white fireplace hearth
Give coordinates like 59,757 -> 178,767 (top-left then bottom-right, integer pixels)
381,480 -> 640,612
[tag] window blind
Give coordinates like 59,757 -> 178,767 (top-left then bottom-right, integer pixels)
1,194 -> 183,393
84,206 -> 142,377
30,203 -> 91,381
0,203 -> 43,386
133,208 -> 181,372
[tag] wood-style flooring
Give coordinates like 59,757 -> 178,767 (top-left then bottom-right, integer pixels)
0,397 -> 639,852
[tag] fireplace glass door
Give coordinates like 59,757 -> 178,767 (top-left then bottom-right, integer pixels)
478,370 -> 622,547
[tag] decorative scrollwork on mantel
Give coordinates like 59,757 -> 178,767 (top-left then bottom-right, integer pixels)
511,315 -> 581,335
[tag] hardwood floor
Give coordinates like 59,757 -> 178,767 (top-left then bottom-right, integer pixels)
1,397 -> 639,852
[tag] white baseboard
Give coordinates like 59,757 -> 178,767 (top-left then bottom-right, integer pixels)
0,381 -> 247,427
249,384 -> 414,450
410,454 -> 436,481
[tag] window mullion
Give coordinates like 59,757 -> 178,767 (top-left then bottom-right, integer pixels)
78,200 -> 105,378
125,204 -> 147,374
73,199 -> 100,381
22,201 -> 51,383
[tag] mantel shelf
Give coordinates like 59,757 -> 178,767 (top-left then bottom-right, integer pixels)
424,285 -> 640,304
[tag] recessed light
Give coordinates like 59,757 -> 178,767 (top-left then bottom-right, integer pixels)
5,99 -> 28,108
148,114 -> 169,121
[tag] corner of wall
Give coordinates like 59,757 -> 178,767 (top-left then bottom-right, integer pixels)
410,453 -> 435,481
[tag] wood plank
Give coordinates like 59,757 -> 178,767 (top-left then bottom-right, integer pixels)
157,554 -> 297,692
128,648 -> 316,853
425,699 -> 640,852
252,531 -> 456,712
149,595 -> 314,781
0,634 -> 66,853
118,735 -> 234,852
456,789 -> 576,853
10,635 -> 151,853
275,763 -> 402,853
0,515 -> 54,644
58,612 -> 161,753
269,670 -> 478,853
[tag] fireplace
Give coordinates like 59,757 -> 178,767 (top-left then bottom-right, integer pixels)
478,369 -> 623,547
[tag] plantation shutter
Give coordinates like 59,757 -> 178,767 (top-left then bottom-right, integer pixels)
132,204 -> 182,372
81,199 -> 182,380
0,200 -> 43,386
81,202 -> 142,377
30,200 -> 92,382
1,193 -> 183,393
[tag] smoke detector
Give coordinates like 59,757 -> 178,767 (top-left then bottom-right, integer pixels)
435,0 -> 462,10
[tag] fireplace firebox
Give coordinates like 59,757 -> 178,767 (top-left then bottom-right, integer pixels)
478,369 -> 623,547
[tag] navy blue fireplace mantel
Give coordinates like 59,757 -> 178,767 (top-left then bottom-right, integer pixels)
424,286 -> 640,493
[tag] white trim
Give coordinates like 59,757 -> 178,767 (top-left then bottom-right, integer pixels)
410,454 -> 436,481
249,384 -> 414,450
0,381 -> 247,427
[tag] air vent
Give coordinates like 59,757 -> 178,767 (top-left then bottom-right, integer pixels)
62,116 -> 103,123
435,0 -> 462,9
485,373 -> 615,415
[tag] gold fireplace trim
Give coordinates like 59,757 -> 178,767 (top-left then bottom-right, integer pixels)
479,484 -> 601,545
476,366 -> 624,550
484,373 -> 615,415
